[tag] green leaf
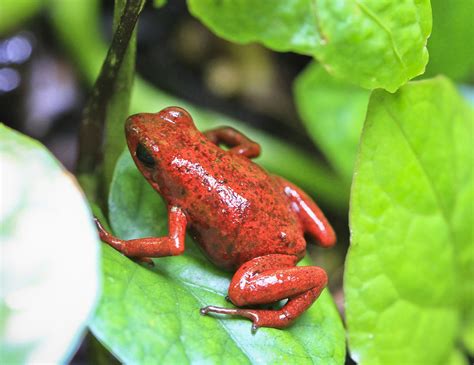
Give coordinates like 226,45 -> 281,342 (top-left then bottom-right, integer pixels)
90,151 -> 346,364
294,62 -> 370,184
425,0 -> 474,81
0,124 -> 100,363
188,0 -> 320,55
447,349 -> 469,365
188,0 -> 431,91
462,309 -> 474,355
313,0 -> 431,92
345,77 -> 474,364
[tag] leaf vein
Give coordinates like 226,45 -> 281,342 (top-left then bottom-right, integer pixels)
354,0 -> 405,67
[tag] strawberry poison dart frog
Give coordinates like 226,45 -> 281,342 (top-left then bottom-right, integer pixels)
95,107 -> 336,331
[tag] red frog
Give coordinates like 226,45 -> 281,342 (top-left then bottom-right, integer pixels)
95,106 -> 336,331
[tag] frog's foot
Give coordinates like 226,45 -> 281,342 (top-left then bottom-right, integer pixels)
201,254 -> 328,330
200,286 -> 323,332
200,306 -> 260,332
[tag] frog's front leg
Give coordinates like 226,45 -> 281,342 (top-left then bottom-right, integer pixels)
95,205 -> 187,259
200,254 -> 327,331
204,126 -> 261,158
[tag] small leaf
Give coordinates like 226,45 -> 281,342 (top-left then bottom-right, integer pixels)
345,77 -> 473,364
90,151 -> 346,364
294,62 -> 370,184
425,0 -> 474,81
188,0 -> 431,91
0,125 -> 100,363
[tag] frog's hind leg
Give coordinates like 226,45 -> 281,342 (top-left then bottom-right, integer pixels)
204,127 -> 261,158
200,254 -> 327,331
275,176 -> 336,247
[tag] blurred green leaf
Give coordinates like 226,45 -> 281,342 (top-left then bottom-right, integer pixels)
0,0 -> 42,35
49,0 -> 105,77
0,124 -> 100,364
462,310 -> 474,355
188,0 -> 431,91
447,350 -> 469,365
345,77 -> 474,364
89,151 -> 346,364
294,62 -> 370,184
425,0 -> 474,81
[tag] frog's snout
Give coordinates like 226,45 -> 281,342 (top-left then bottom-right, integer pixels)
125,113 -> 153,133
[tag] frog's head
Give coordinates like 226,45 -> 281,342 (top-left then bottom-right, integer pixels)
125,106 -> 196,193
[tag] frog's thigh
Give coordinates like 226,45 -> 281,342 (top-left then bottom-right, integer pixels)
275,176 -> 336,247
228,254 -> 327,307
201,254 -> 328,329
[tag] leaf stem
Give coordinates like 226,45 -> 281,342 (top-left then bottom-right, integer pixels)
76,0 -> 145,174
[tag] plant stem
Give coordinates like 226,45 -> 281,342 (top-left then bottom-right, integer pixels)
76,0 -> 145,175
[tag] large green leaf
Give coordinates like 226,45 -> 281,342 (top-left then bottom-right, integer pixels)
345,77 -> 474,364
294,62 -> 370,184
0,125 -> 100,364
89,151 -> 346,364
188,0 -> 431,91
425,0 -> 474,81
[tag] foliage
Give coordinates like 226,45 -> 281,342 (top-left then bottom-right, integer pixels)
345,78 -> 473,364
1,0 -> 473,363
189,0 -> 431,92
0,125 -> 100,364
424,0 -> 474,81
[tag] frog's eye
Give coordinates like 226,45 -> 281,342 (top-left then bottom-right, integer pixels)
136,143 -> 155,168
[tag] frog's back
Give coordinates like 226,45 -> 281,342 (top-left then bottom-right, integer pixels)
166,141 -> 306,270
